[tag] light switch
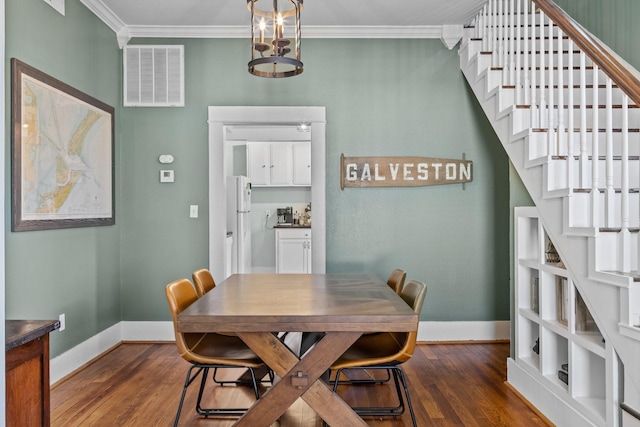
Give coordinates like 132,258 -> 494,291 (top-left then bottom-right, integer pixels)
190,205 -> 199,218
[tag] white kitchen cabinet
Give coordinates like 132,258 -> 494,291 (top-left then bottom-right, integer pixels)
276,228 -> 312,273
246,142 -> 311,187
292,142 -> 311,185
269,143 -> 291,185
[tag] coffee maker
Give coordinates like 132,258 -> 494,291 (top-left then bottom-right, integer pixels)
277,207 -> 293,224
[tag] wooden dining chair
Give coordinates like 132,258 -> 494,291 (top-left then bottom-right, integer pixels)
165,278 -> 267,426
192,268 -> 216,298
386,269 -> 406,294
330,279 -> 427,427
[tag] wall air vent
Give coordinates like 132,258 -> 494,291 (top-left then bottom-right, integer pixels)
123,45 -> 184,107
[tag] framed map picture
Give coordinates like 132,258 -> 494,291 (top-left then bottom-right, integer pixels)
11,58 -> 115,231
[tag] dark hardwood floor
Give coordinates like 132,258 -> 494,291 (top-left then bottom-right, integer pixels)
51,342 -> 549,426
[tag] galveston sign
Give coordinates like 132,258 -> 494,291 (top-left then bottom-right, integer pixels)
340,154 -> 473,190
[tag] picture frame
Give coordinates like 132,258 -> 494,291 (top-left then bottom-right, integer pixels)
11,58 -> 115,231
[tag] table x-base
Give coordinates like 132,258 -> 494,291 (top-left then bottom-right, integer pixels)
234,331 -> 368,427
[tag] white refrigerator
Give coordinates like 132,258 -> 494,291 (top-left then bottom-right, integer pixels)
227,176 -> 252,274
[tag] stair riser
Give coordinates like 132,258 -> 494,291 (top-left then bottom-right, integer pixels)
546,157 -> 640,192
526,87 -> 628,106
467,37 -> 576,56
568,191 -> 640,230
483,68 -> 611,95
515,106 -> 640,131
487,51 -> 589,65
527,130 -> 640,157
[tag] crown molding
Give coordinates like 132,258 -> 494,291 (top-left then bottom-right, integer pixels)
80,0 -> 126,34
80,0 -> 461,47
124,24 -> 449,40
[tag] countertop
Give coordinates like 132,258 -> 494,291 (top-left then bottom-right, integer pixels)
274,224 -> 311,228
6,319 -> 60,351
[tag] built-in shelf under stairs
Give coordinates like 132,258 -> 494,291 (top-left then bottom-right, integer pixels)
460,0 -> 640,425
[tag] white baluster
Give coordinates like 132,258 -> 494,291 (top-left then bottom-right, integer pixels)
604,78 -> 614,228
482,4 -> 488,52
591,64 -> 600,228
498,0 -> 503,70
539,9 -> 546,129
509,0 -> 516,86
523,0 -> 530,105
515,0 -> 521,103
557,28 -> 566,155
530,1 -> 537,125
567,39 -> 574,191
620,94 -> 631,272
475,5 -> 482,40
579,51 -> 588,188
489,0 -> 495,65
547,15 -> 555,154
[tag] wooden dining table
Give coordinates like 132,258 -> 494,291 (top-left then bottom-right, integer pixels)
177,273 -> 418,426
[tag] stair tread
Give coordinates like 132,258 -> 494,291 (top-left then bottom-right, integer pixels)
597,268 -> 640,281
531,127 -> 640,132
572,188 -> 640,195
556,155 -> 640,161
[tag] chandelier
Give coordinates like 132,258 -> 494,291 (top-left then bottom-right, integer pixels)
248,0 -> 303,78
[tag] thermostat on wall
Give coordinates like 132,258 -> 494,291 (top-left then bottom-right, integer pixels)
160,170 -> 175,183
159,154 -> 174,164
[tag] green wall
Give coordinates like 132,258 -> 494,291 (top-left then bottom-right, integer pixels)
555,0 -> 640,70
120,37 -> 512,323
6,0 -> 514,358
5,0 -> 122,357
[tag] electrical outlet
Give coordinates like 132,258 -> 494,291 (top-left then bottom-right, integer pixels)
59,313 -> 66,332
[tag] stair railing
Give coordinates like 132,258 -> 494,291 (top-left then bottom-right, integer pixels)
473,0 -> 640,273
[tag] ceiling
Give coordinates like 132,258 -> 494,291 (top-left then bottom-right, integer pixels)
79,0 -> 488,47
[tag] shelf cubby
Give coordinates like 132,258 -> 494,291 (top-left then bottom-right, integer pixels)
510,207 -> 616,426
571,343 -> 606,422
540,328 -> 569,391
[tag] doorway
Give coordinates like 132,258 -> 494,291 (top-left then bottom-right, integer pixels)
208,106 -> 326,280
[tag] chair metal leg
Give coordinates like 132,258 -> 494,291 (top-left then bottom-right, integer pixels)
175,363 -> 265,423
196,365 -> 261,417
212,365 -> 273,386
394,367 -> 417,427
332,366 -> 417,427
174,365 -> 205,427
334,367 -> 391,385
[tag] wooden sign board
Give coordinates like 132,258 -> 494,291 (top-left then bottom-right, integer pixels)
340,154 -> 473,190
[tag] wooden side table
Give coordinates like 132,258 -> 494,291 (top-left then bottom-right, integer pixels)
6,319 -> 60,427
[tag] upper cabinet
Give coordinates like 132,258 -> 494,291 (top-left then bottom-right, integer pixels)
292,142 -> 311,185
247,142 -> 311,187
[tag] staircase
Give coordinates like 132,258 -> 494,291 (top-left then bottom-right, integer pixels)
459,0 -> 640,425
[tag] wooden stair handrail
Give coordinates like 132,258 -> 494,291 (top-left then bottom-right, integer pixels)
533,0 -> 640,107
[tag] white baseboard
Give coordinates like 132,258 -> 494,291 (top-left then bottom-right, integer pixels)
50,320 -> 510,384
120,320 -> 174,341
50,322 -> 122,384
417,320 -> 510,342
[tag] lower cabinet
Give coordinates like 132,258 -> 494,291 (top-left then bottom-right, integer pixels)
276,228 -> 312,273
6,320 -> 59,427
